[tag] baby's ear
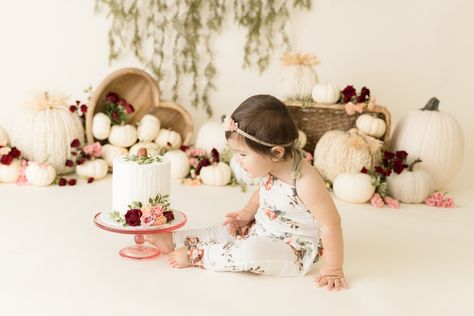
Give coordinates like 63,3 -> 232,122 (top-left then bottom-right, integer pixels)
271,146 -> 285,160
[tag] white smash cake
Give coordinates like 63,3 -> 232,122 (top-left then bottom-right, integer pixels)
106,148 -> 175,227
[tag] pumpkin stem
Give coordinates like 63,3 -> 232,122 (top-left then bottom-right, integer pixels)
421,97 -> 440,111
408,158 -> 422,171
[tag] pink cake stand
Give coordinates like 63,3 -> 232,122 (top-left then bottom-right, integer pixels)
94,211 -> 187,260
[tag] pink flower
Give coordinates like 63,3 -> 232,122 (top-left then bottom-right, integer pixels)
305,151 -> 313,162
140,214 -> 156,227
424,192 -> 456,208
384,196 -> 400,208
371,193 -> 385,208
442,197 -> 455,208
189,148 -> 205,157
83,142 -> 102,157
151,204 -> 164,216
424,197 -> 437,207
16,159 -> 29,186
223,116 -> 238,132
154,214 -> 168,226
189,157 -> 198,167
264,208 -> 277,220
432,192 -> 445,203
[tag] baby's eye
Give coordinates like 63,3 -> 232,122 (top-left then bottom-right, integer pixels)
239,153 -> 247,157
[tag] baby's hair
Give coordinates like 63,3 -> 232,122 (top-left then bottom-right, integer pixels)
225,94 -> 298,159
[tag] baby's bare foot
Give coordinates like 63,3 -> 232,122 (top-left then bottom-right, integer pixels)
168,247 -> 191,269
146,232 -> 174,255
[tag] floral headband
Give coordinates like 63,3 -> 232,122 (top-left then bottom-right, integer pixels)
223,115 -> 295,147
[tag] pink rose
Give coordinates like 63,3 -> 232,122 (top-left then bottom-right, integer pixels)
442,197 -> 455,208
432,192 -> 445,203
154,215 -> 168,226
151,204 -> 164,216
424,197 -> 437,207
384,196 -> 400,208
140,214 -> 156,227
189,158 -> 198,168
83,142 -> 102,157
371,193 -> 385,208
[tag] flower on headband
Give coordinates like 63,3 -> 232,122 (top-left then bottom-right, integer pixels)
223,116 -> 238,132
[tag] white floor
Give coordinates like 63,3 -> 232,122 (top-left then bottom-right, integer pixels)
1,176 -> 473,316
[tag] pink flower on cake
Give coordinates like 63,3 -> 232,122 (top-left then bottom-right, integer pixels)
371,193 -> 385,208
83,142 -> 102,157
140,214 -> 157,227
151,204 -> 164,216
154,214 -> 168,226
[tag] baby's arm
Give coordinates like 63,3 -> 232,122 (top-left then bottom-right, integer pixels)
224,189 -> 259,236
297,163 -> 349,291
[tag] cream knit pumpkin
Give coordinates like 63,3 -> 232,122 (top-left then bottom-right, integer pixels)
11,92 -> 84,175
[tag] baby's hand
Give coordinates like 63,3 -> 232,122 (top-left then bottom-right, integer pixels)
315,265 -> 349,291
224,210 -> 254,236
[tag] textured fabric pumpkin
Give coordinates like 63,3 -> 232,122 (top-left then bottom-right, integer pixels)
390,97 -> 464,189
200,162 -> 231,186
0,125 -> 9,146
311,82 -> 340,104
314,128 -> 383,182
155,129 -> 182,149
129,142 -> 160,157
195,121 -> 228,154
278,52 -> 319,100
24,162 -> 56,186
333,173 -> 375,203
230,156 -> 259,186
101,144 -> 128,167
0,159 -> 21,183
387,160 -> 434,203
163,150 -> 190,179
11,92 -> 84,174
76,159 -> 108,180
137,114 -> 161,142
108,124 -> 137,148
356,114 -> 387,138
92,113 -> 111,140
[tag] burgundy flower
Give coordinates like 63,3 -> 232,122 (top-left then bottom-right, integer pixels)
356,87 -> 370,103
80,104 -> 88,113
125,209 -> 143,226
68,178 -> 77,186
124,104 -> 135,114
10,147 -> 21,159
374,166 -> 385,174
0,154 -> 13,165
163,211 -> 174,222
69,105 -> 77,113
65,159 -> 74,167
70,139 -> 81,148
385,169 -> 392,177
341,85 -> 356,103
76,157 -> 86,165
105,92 -> 119,103
87,177 -> 94,183
111,111 -> 120,121
195,158 -> 211,175
383,151 -> 395,160
393,160 -> 407,174
210,148 -> 220,163
58,178 -> 67,186
118,98 -> 128,108
395,150 -> 408,160
360,167 -> 368,174
180,145 -> 189,152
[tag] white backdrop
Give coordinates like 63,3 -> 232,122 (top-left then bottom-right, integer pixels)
0,0 -> 472,191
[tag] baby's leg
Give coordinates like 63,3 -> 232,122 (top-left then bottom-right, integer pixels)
146,232 -> 174,254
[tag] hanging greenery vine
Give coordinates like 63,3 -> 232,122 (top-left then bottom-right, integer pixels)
95,0 -> 312,117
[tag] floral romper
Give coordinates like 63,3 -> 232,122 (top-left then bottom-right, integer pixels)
172,155 -> 323,276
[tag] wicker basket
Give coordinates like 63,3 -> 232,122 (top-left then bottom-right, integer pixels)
285,100 -> 391,153
85,67 -> 193,145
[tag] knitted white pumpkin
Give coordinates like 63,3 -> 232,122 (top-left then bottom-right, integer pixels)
129,142 -> 161,157
314,128 -> 383,182
11,92 -> 84,174
155,129 -> 182,149
278,52 -> 319,100
163,150 -> 190,179
200,162 -> 231,186
0,159 -> 21,183
137,114 -> 161,142
24,162 -> 56,186
0,125 -> 9,146
76,159 -> 109,180
229,156 -> 259,186
195,121 -> 228,154
101,144 -> 128,167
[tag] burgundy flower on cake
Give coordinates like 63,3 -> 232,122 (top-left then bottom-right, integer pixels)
125,209 -> 143,226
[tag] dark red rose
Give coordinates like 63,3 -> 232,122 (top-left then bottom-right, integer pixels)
65,159 -> 74,167
87,177 -> 94,183
382,159 -> 390,167
0,154 -> 13,165
124,104 -> 134,114
385,169 -> 392,177
68,178 -> 77,186
111,111 -> 120,121
69,105 -> 77,113
10,147 -> 21,159
80,104 -> 88,113
383,151 -> 395,160
375,166 -> 385,175
356,87 -> 370,103
341,85 -> 356,103
118,98 -> 128,108
395,150 -> 408,160
82,153 -> 91,161
105,92 -> 119,103
163,211 -> 174,222
71,151 -> 77,156
76,157 -> 86,165
180,145 -> 189,152
360,167 -> 368,174
210,148 -> 220,163
58,178 -> 67,186
125,209 -> 143,226
70,139 -> 81,148
195,158 -> 211,175
393,160 -> 407,174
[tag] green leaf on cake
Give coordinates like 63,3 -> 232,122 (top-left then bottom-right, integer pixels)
109,211 -> 126,225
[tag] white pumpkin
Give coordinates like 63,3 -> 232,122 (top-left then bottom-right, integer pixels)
108,124 -> 138,148
0,125 -> 10,146
311,82 -> 340,104
298,130 -> 307,148
200,162 -> 231,186
314,129 -> 383,182
356,114 -> 387,138
195,121 -> 227,154
0,159 -> 21,183
92,113 -> 111,140
101,144 -> 128,167
129,142 -> 161,157
76,158 -> 109,180
137,114 -> 161,142
11,92 -> 84,174
279,65 -> 319,100
333,172 -> 375,203
155,129 -> 182,149
163,150 -> 190,179
390,97 -> 464,189
230,156 -> 259,186
387,159 -> 434,203
24,162 -> 56,186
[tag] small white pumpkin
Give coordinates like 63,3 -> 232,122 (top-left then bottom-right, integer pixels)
137,114 -> 161,142
229,156 -> 259,186
108,124 -> 138,148
333,172 -> 375,203
163,150 -> 190,179
129,142 -> 161,157
76,158 -> 109,180
356,114 -> 387,138
387,159 -> 434,203
24,162 -> 56,186
92,113 -> 111,140
200,162 -> 231,186
0,125 -> 10,146
311,82 -> 341,104
155,129 -> 182,149
101,144 -> 128,167
298,130 -> 307,148
195,121 -> 228,154
0,159 -> 21,183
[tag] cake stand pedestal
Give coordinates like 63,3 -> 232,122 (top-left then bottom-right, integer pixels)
94,211 -> 187,260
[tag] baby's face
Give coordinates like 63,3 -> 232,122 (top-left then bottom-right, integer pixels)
228,136 -> 273,178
